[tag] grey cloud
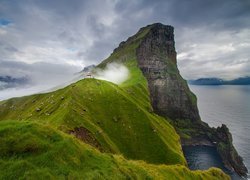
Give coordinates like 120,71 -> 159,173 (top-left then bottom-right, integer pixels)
0,60 -> 80,84
143,0 -> 250,30
4,46 -> 18,52
0,0 -> 249,89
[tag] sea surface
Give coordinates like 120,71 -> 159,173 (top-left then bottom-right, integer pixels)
185,85 -> 250,179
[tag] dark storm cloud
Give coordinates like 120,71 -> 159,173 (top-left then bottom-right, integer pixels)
125,0 -> 250,29
0,0 -> 249,94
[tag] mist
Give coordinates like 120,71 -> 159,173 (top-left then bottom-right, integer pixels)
0,61 -> 130,101
94,63 -> 129,84
0,61 -> 81,100
0,74 -> 81,101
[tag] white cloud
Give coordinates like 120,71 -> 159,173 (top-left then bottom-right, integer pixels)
95,63 -> 129,84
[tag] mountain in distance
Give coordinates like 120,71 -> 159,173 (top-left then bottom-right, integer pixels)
0,23 -> 247,179
80,64 -> 96,73
189,76 -> 250,85
229,76 -> 250,85
0,75 -> 30,90
188,78 -> 224,85
76,64 -> 96,75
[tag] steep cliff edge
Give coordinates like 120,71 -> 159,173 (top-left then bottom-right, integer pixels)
134,23 -> 247,177
136,24 -> 200,122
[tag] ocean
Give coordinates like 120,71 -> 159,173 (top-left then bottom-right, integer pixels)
185,85 -> 250,179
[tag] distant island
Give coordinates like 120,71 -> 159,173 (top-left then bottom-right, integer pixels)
188,77 -> 250,85
0,75 -> 30,90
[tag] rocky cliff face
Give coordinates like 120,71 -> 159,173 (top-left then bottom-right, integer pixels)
213,124 -> 248,176
135,23 -> 248,177
136,23 -> 200,122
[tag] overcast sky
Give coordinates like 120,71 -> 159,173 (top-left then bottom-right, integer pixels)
0,0 -> 250,83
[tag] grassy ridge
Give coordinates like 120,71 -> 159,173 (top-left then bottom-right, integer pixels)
0,121 -> 229,180
0,78 -> 186,166
0,25 -> 230,179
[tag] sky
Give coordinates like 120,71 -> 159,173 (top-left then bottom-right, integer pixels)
0,0 -> 250,90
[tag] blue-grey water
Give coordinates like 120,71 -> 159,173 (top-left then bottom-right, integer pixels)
185,85 -> 250,179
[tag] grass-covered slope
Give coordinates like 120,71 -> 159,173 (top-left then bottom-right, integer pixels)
0,24 -> 230,179
0,120 -> 229,179
0,78 -> 185,166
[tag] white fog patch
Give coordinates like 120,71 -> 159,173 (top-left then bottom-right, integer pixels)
0,85 -> 49,100
0,61 -> 82,100
0,73 -> 82,101
95,63 -> 129,84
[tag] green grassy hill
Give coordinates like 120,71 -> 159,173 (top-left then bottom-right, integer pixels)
0,120 -> 228,179
0,78 -> 185,166
0,24 -> 230,179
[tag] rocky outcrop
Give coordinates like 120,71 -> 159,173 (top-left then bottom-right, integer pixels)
135,23 -> 248,177
213,125 -> 248,177
136,23 -> 200,122
69,127 -> 103,152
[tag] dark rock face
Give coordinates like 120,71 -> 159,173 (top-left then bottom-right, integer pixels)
136,23 -> 200,122
213,125 -> 248,177
135,23 -> 248,177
